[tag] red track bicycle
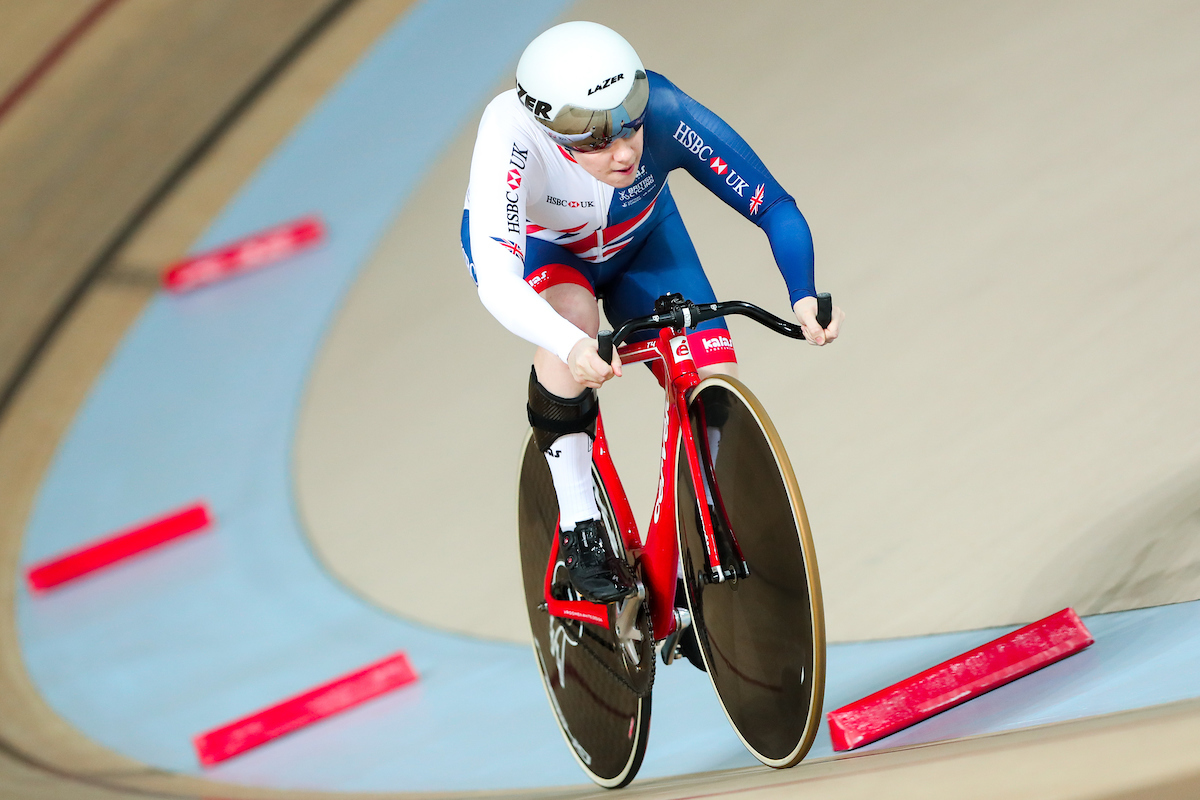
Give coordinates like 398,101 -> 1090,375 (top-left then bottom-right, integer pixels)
518,292 -> 831,788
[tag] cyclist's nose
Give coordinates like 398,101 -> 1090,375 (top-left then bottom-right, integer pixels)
611,138 -> 636,166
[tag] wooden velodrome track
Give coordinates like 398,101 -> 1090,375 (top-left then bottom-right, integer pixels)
2,1 -> 1200,798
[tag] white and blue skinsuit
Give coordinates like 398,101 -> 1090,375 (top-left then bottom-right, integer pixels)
462,71 -> 817,368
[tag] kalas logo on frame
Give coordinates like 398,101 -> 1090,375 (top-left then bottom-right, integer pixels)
701,335 -> 733,351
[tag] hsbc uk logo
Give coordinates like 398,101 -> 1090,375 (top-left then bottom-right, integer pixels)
505,144 -> 529,233
546,195 -> 595,209
673,121 -> 750,196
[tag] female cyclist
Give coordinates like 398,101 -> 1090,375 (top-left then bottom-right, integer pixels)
461,21 -> 843,604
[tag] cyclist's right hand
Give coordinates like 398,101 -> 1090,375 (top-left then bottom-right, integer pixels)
568,337 -> 623,389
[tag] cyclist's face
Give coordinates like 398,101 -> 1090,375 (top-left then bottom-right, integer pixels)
572,128 -> 643,188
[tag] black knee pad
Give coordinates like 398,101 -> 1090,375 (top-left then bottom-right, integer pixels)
527,367 -> 598,453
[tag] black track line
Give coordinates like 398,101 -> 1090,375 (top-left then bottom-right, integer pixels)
0,0 -> 358,796
0,0 -> 358,425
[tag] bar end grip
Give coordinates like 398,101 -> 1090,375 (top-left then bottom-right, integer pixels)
816,293 -> 833,330
597,330 -> 614,364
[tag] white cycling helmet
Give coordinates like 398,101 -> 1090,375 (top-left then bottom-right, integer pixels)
515,21 -> 649,152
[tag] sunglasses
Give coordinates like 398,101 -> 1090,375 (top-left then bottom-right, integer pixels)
563,119 -> 645,154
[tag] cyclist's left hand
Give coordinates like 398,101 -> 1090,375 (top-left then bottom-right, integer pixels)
567,336 -> 623,389
792,296 -> 844,346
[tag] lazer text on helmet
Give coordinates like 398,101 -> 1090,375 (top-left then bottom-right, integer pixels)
515,82 -> 551,120
587,73 -> 625,95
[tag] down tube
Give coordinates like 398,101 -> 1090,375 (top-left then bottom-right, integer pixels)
642,392 -> 684,640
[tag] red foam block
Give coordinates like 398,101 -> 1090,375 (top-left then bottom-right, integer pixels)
827,608 -> 1094,752
193,651 -> 419,765
162,215 -> 325,292
26,502 -> 213,592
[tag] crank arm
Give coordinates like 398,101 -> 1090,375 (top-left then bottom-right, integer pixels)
613,580 -> 647,645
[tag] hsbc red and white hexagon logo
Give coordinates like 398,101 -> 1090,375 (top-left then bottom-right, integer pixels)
709,156 -> 728,176
507,169 -> 522,190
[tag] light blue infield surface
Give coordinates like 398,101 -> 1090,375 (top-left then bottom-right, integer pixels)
16,0 -> 1200,793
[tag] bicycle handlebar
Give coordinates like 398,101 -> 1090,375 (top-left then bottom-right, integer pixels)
597,293 -> 832,364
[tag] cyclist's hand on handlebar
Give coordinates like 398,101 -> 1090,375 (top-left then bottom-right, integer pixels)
793,296 -> 844,346
568,337 -> 623,389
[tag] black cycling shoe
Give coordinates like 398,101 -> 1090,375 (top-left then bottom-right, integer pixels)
560,518 -> 638,604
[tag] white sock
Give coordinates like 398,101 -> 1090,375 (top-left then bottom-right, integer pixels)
544,432 -> 599,529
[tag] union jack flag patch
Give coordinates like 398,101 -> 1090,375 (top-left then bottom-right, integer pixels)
749,184 -> 766,215
490,237 -> 525,262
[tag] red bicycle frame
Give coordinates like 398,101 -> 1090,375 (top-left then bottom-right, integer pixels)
540,327 -> 732,641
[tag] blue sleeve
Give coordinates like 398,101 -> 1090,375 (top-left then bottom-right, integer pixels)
645,72 -> 816,303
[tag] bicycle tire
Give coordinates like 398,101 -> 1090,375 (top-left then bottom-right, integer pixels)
675,376 -> 826,768
517,433 -> 654,788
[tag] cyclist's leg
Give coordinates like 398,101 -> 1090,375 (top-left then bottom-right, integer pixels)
523,245 -> 636,603
531,279 -> 599,396
524,247 -> 600,527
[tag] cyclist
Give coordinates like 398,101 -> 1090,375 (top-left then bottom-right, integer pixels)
462,21 -> 843,605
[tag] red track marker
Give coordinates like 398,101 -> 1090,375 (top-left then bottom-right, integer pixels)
193,651 -> 419,765
26,502 -> 212,592
162,215 -> 325,292
827,608 -> 1094,752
